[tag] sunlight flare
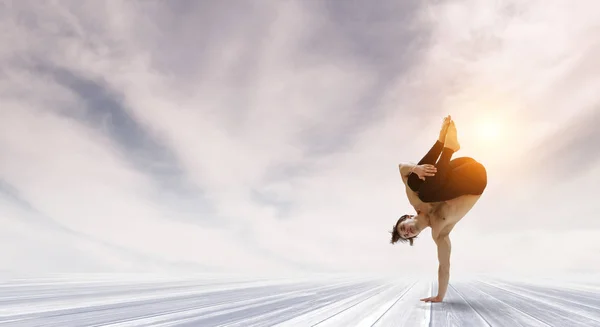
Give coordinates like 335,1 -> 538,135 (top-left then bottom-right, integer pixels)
475,117 -> 503,143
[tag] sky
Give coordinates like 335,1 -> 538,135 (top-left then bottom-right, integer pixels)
1,0 -> 599,278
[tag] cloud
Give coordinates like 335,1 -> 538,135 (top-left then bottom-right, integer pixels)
1,0 -> 599,276
527,107 -> 600,181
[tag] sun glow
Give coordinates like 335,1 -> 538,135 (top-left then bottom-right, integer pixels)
475,118 -> 503,143
459,113 -> 519,169
446,94 -> 528,170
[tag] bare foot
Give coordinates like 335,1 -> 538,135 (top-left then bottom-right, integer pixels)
438,115 -> 451,143
444,120 -> 460,152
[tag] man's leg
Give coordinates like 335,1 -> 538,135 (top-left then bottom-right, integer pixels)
407,140 -> 445,191
447,156 -> 473,168
416,120 -> 462,202
418,140 -> 445,166
418,157 -> 487,202
414,146 -> 456,201
408,116 -> 452,192
447,159 -> 488,196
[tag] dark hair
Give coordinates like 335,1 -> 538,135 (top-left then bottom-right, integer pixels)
390,214 -> 417,246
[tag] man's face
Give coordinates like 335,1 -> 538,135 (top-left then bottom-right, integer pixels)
397,215 -> 419,239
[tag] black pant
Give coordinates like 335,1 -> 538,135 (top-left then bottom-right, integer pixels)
407,140 -> 487,203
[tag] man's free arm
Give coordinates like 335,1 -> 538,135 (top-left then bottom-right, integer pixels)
398,163 -> 418,181
398,163 -> 437,215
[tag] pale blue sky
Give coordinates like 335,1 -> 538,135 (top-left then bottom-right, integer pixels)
1,0 -> 599,276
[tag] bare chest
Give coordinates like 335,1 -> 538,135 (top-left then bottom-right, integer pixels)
430,194 -> 482,236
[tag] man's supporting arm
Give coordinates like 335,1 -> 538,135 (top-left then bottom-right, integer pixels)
435,235 -> 451,300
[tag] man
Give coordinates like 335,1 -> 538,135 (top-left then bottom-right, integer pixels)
390,115 -> 488,303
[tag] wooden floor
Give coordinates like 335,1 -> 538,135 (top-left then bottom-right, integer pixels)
1,274 -> 599,326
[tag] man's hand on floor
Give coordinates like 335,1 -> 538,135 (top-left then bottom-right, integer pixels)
420,295 -> 443,303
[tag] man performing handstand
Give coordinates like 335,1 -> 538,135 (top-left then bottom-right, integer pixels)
390,115 -> 488,303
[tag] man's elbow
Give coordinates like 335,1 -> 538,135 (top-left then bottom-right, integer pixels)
438,264 -> 451,273
399,164 -> 411,181
398,163 -> 407,175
